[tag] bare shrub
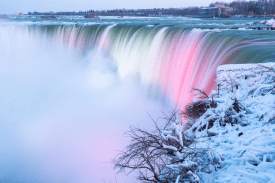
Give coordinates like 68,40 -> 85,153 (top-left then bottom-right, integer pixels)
182,100 -> 212,120
113,110 -> 215,183
190,88 -> 209,99
259,64 -> 275,73
182,88 -> 216,121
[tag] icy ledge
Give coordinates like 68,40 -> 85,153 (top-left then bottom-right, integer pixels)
186,62 -> 275,183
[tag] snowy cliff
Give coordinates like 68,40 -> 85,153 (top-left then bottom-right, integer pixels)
114,63 -> 275,183
185,63 -> 275,183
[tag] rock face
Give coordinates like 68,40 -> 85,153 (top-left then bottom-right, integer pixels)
185,63 -> 275,183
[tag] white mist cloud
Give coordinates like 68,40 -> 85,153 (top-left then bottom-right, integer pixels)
0,26 -> 170,182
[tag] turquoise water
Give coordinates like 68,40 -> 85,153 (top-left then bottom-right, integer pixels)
5,15 -> 275,29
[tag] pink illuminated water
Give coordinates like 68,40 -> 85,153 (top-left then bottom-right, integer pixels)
39,25 -> 251,108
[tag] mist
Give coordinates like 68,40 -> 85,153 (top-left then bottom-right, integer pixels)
0,26 -> 171,182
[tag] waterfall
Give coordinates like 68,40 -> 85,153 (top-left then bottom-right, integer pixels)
1,21 -> 275,183
16,24 -> 275,107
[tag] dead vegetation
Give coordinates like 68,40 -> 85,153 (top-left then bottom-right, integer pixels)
113,110 -> 215,183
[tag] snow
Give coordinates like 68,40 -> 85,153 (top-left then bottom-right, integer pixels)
185,62 -> 275,182
176,175 -> 181,183
266,19 -> 275,27
163,144 -> 178,151
115,62 -> 275,183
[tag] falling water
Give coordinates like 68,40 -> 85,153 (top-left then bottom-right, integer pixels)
31,24 -> 275,106
1,18 -> 275,182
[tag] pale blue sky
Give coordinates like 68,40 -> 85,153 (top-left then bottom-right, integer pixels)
1,0 -> 233,14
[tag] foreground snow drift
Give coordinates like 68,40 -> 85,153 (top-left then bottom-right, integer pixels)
114,63 -> 275,183
185,63 -> 275,183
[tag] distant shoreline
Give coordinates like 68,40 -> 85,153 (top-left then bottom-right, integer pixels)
7,14 -> 275,19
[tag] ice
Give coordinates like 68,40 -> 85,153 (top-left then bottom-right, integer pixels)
266,19 -> 275,26
185,62 -> 275,182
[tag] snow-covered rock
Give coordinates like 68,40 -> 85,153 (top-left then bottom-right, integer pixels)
185,63 -> 275,183
266,19 -> 275,27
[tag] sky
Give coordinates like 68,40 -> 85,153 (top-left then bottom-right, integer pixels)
1,0 -> 234,14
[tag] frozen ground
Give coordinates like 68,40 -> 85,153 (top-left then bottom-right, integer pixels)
185,63 -> 275,183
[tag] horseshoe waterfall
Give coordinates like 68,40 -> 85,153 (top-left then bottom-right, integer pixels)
1,17 -> 275,183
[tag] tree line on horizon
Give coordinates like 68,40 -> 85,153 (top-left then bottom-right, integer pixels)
28,0 -> 275,17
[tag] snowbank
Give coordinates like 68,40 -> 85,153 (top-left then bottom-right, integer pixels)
185,63 -> 275,183
266,19 -> 275,27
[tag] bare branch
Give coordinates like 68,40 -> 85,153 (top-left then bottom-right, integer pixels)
113,110 -> 213,183
190,87 -> 209,99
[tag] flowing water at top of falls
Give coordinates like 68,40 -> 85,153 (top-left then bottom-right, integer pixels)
28,22 -> 275,106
